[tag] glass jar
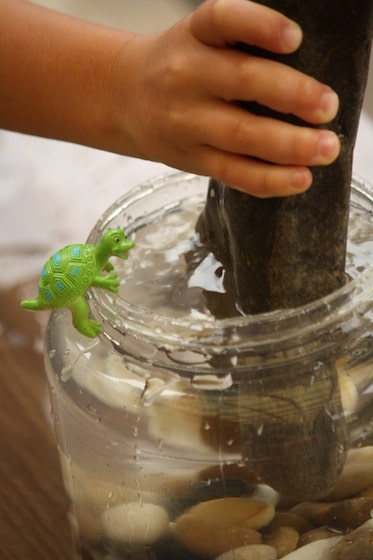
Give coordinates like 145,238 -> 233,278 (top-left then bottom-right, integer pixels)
45,172 -> 373,560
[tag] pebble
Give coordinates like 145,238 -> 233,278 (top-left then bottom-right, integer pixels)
331,519 -> 373,559
215,544 -> 278,560
252,484 -> 281,507
322,497 -> 373,531
280,535 -> 343,559
267,512 -> 313,535
166,477 -> 254,520
291,495 -> 373,532
324,446 -> 373,500
264,526 -> 299,558
175,497 -> 275,557
290,500 -> 336,525
101,502 -> 169,544
298,526 -> 341,547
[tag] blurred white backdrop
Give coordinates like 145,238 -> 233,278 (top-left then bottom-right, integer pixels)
1,0 -> 372,287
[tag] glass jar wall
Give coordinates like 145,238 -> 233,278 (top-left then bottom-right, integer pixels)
45,173 -> 373,560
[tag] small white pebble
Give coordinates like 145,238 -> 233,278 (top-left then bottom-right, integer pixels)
101,502 -> 169,544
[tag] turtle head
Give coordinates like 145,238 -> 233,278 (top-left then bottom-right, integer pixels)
101,229 -> 135,260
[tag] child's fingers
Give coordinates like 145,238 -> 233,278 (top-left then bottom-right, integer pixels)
189,102 -> 340,167
198,51 -> 339,125
197,147 -> 314,197
190,0 -> 303,53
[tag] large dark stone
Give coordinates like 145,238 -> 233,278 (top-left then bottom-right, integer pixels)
192,0 -> 373,500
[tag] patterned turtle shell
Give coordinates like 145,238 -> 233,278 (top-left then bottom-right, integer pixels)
37,244 -> 96,308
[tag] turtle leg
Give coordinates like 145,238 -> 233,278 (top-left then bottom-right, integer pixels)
68,296 -> 102,338
92,272 -> 120,293
20,298 -> 44,311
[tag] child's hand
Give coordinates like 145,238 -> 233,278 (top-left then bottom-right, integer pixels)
116,0 -> 340,197
0,0 -> 340,198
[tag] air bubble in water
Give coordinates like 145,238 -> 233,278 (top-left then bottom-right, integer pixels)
257,423 -> 264,436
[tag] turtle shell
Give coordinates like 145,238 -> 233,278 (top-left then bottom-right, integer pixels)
37,244 -> 96,308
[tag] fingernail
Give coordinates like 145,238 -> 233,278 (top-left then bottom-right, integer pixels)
318,130 -> 340,160
320,89 -> 339,120
283,23 -> 303,51
290,168 -> 313,192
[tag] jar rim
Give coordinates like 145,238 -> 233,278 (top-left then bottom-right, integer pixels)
88,172 -> 373,352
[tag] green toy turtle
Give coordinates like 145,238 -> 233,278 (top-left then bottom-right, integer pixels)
21,228 -> 134,338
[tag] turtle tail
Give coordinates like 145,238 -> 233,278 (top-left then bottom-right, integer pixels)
20,298 -> 44,311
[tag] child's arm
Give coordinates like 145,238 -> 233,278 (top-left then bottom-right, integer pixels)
0,0 -> 340,197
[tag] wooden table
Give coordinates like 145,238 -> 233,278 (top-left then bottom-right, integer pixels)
0,285 -> 74,559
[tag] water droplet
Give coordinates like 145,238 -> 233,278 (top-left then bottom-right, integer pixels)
230,355 -> 238,367
133,445 -> 140,461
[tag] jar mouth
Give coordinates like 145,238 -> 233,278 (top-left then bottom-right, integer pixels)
88,172 -> 373,354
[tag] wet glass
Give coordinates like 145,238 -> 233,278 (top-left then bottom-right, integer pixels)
45,172 -> 373,560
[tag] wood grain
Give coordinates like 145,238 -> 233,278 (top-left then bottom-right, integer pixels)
0,285 -> 74,559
